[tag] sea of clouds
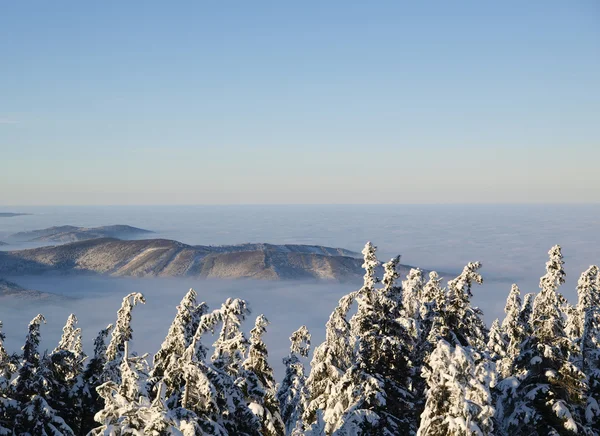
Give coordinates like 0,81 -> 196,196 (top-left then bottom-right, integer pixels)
1,204 -> 599,377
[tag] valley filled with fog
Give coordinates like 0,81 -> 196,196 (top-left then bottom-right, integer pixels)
1,204 -> 599,377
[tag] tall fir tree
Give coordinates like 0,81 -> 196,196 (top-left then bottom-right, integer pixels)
418,339 -> 495,436
278,325 -> 311,435
77,324 -> 113,435
150,288 -> 207,403
46,314 -> 86,434
12,314 -> 76,435
574,265 -> 600,428
487,318 -> 507,362
104,292 -> 146,385
402,266 -> 423,321
0,321 -> 17,435
92,341 -> 153,435
497,284 -> 524,378
303,291 -> 357,429
242,314 -> 285,436
327,243 -> 417,435
498,245 -> 588,435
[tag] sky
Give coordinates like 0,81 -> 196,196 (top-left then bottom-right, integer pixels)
1,1 -> 599,205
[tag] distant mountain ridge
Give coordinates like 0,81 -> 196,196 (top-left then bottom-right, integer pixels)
0,213 -> 30,218
9,225 -> 153,243
0,237 -> 417,281
0,278 -> 66,301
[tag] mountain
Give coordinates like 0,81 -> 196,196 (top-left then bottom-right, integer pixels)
0,238 -> 417,281
0,278 -> 66,301
0,241 -> 7,246
0,212 -> 30,218
9,224 -> 153,243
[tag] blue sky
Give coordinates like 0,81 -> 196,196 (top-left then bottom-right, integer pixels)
1,1 -> 599,205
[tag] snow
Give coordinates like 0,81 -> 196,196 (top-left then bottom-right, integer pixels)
552,400 -> 578,432
530,356 -> 542,365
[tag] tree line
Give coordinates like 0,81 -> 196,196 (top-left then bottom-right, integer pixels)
0,242 -> 599,435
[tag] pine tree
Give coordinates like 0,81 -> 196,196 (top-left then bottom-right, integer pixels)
328,243 -> 417,435
104,292 -> 146,385
497,284 -> 524,378
443,261 -> 487,349
13,314 -> 77,435
92,341 -> 153,435
0,321 -> 18,435
574,265 -> 600,428
0,321 -> 17,391
78,324 -> 113,435
498,245 -> 588,435
242,314 -> 284,436
278,325 -> 311,435
14,314 -> 46,398
150,288 -> 207,404
13,395 -> 75,436
178,306 -> 230,435
181,298 -> 260,435
519,292 -> 535,337
487,318 -> 507,362
304,283 -> 358,430
212,297 -> 251,377
300,241 -> 385,434
47,314 -> 86,434
418,339 -> 495,436
402,267 -> 424,322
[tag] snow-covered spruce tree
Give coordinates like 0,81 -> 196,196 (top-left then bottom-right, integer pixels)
241,314 -> 284,436
45,314 -> 87,434
328,243 -> 417,435
418,262 -> 496,436
302,241 -> 381,432
303,291 -> 357,429
211,298 -> 261,435
405,270 -> 447,425
564,304 -> 579,344
13,395 -> 75,436
442,261 -> 487,349
0,321 -> 16,394
498,245 -> 588,435
414,271 -> 445,367
574,265 -> 600,428
104,292 -> 146,385
402,266 -> 424,322
212,297 -> 251,377
487,318 -> 507,362
302,241 -> 379,433
177,298 -> 259,435
151,289 -> 207,391
92,341 -> 153,435
12,314 -> 76,435
496,284 -> 523,378
0,321 -> 18,435
78,324 -> 113,435
178,307 -> 232,435
278,325 -> 311,435
418,339 -> 495,436
518,292 -> 535,338
13,314 -> 46,398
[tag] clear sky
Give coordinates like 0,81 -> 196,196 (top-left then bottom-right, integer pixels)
1,1 -> 599,205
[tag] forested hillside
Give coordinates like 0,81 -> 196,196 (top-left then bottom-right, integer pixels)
1,243 -> 598,435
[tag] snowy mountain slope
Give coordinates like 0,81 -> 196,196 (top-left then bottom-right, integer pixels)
0,238 -> 418,281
